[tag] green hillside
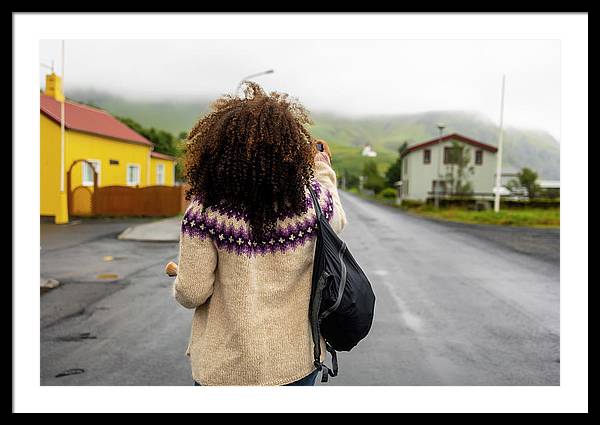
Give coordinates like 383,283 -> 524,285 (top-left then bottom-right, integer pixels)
67,89 -> 560,180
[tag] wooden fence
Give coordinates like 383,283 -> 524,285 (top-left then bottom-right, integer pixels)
71,186 -> 94,216
86,185 -> 188,217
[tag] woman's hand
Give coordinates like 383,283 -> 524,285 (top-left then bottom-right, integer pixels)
314,139 -> 332,162
165,261 -> 178,277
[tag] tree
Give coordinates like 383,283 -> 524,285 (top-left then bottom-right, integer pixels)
444,141 -> 474,194
362,159 -> 386,194
117,116 -> 184,181
340,169 -> 359,190
513,167 -> 540,199
385,141 -> 409,187
117,116 -> 178,156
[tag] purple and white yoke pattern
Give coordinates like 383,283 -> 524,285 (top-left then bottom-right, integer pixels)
181,181 -> 334,256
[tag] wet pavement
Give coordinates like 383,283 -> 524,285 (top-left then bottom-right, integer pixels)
40,192 -> 559,386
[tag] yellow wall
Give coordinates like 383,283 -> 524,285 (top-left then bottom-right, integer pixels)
66,128 -> 151,190
41,114 -> 176,218
40,114 -> 62,216
150,157 -> 176,186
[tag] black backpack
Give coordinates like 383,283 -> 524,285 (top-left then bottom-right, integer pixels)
308,186 -> 376,383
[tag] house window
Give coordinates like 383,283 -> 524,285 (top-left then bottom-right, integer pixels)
445,146 -> 465,164
423,149 -> 431,164
475,150 -> 483,165
156,164 -> 165,185
126,164 -> 141,186
82,160 -> 100,186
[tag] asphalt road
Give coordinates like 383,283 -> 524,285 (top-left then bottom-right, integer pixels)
40,192 -> 560,386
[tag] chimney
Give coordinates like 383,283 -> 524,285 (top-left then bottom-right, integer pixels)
44,73 -> 64,102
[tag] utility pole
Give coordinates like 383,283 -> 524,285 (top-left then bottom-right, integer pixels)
56,40 -> 69,224
60,40 -> 65,194
434,123 -> 445,209
494,75 -> 506,213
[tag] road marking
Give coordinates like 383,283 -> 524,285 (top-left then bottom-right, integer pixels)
378,278 -> 424,333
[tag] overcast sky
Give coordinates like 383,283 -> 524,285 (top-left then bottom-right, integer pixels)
40,39 -> 561,139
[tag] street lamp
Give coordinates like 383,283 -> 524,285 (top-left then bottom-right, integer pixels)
434,123 -> 446,209
235,69 -> 274,97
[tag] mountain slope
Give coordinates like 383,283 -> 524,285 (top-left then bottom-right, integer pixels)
67,90 -> 560,179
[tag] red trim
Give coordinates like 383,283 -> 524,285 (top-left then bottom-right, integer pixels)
402,133 -> 498,156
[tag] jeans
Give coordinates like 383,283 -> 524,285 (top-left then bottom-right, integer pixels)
194,369 -> 319,386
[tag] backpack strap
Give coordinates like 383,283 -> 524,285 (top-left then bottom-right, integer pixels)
308,184 -> 323,219
308,183 -> 340,383
320,364 -> 330,383
310,272 -> 329,368
326,342 -> 338,377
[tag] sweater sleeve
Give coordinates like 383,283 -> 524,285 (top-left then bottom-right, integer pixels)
173,211 -> 218,309
314,153 -> 348,234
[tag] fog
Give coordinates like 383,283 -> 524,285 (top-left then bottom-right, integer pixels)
40,39 -> 561,139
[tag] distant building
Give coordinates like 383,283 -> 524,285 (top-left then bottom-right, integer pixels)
502,173 -> 560,198
361,144 -> 377,157
399,133 -> 498,201
539,180 -> 560,190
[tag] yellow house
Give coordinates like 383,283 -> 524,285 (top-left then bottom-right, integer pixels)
40,73 -> 177,223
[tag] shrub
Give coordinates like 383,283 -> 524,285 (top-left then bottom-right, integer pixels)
379,187 -> 398,200
401,199 -> 425,209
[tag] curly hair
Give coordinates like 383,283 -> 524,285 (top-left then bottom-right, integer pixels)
184,81 -> 316,242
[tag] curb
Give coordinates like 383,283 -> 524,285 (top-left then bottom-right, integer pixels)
117,217 -> 181,243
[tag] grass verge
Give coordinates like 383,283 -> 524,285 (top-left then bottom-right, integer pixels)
346,189 -> 560,228
405,205 -> 560,228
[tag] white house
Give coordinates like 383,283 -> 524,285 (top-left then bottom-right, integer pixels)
399,133 -> 498,201
361,144 -> 377,157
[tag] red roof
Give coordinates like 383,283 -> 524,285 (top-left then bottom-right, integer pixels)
40,93 -> 154,147
151,151 -> 177,161
403,133 -> 498,156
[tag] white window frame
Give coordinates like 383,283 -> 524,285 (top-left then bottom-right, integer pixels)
82,159 -> 101,187
156,163 -> 165,185
126,163 -> 141,186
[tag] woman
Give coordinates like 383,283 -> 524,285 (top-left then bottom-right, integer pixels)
169,82 -> 347,386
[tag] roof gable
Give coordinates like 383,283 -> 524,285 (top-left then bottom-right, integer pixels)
151,151 -> 177,161
403,133 -> 498,156
40,94 -> 153,147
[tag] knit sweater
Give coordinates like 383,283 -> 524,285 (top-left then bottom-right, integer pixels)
173,154 -> 347,386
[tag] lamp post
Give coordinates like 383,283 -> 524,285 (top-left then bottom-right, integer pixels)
235,69 -> 274,96
434,123 -> 446,209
